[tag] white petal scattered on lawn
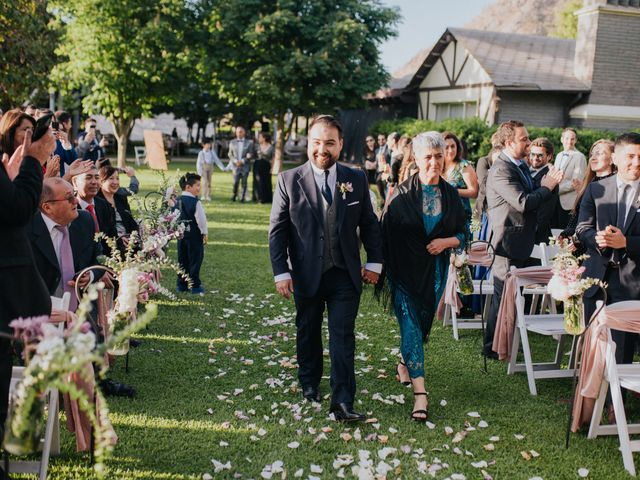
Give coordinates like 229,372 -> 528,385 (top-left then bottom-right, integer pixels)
310,464 -> 323,474
440,399 -> 448,407
452,431 -> 466,444
202,474 -> 213,480
481,469 -> 494,480
293,469 -> 303,478
478,420 -> 489,428
489,436 -> 500,442
287,441 -> 300,449
514,434 -> 525,440
388,427 -> 398,434
376,460 -> 394,477
400,444 -> 411,454
333,454 -> 354,469
530,450 -> 540,458
471,460 -> 488,468
467,411 -> 481,418
378,447 -> 397,460
451,474 -> 466,480
578,468 -> 589,477
211,459 -> 231,473
378,435 -> 389,444
484,443 -> 495,451
521,451 -> 532,461
445,426 -> 454,435
257,428 -> 267,437
425,421 -> 436,430
219,441 -> 228,447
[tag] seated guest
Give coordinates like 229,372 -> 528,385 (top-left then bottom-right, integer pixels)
483,121 -> 563,358
560,139 -> 616,255
76,118 -> 108,162
97,165 -> 139,245
53,110 -> 77,177
96,157 -> 140,195
0,108 -> 36,158
379,131 -> 467,422
529,137 -> 559,245
72,164 -> 117,252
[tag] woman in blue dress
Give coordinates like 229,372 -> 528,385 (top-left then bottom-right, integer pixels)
378,131 -> 467,422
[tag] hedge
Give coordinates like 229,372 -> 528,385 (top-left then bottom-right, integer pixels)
369,117 -> 622,164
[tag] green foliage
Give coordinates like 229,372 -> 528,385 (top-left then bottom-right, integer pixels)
371,117 -> 618,163
50,0 -> 194,164
0,0 -> 57,110
551,0 -> 582,39
203,0 -> 400,118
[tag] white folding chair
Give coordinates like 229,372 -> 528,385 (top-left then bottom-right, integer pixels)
588,301 -> 640,476
442,269 -> 493,340
526,243 -> 560,315
507,267 -> 574,395
134,146 -> 146,166
5,293 -> 70,479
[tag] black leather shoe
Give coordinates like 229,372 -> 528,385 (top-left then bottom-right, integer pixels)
330,403 -> 365,422
302,386 -> 321,403
100,379 -> 136,398
482,349 -> 499,360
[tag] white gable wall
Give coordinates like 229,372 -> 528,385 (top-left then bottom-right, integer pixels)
417,40 -> 495,123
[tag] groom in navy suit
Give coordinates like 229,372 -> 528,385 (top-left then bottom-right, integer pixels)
269,115 -> 383,422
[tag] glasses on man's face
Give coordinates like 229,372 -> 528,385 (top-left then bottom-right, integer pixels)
44,190 -> 78,204
529,153 -> 545,159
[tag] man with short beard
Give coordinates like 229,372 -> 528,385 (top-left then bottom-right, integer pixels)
529,137 -> 559,245
269,115 -> 383,422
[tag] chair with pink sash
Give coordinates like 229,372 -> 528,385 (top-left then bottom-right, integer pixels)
441,241 -> 495,340
492,265 -> 575,395
570,300 -> 640,476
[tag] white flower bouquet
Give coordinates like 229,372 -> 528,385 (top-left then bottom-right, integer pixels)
451,250 -> 474,295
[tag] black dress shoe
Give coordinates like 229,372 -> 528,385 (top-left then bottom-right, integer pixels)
482,349 -> 499,360
100,379 -> 136,398
330,403 -> 365,422
302,386 -> 320,403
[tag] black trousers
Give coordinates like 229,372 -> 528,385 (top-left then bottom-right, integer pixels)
483,255 -> 527,354
293,267 -> 360,405
177,236 -> 204,289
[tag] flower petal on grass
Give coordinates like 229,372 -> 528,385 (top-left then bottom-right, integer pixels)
467,412 -> 481,418
287,441 -> 300,449
578,468 -> 589,477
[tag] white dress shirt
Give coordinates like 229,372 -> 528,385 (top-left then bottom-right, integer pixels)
616,175 -> 640,227
197,149 -> 225,173
41,212 -> 64,262
274,162 -> 382,283
77,197 -> 93,210
182,192 -> 208,236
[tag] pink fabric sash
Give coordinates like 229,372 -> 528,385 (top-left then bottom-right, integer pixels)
491,266 -> 554,360
438,243 -> 495,320
571,301 -> 640,432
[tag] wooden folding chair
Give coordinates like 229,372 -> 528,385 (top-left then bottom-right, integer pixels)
588,301 -> 640,476
507,267 -> 575,395
5,293 -> 70,479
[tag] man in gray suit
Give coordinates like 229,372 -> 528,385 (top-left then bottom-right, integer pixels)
577,132 -> 640,368
269,115 -> 383,422
227,126 -> 255,202
483,121 -> 563,358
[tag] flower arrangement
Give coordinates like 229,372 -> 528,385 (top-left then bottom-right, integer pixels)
547,239 -> 605,335
451,250 -> 474,295
338,182 -> 354,199
6,284 -> 157,477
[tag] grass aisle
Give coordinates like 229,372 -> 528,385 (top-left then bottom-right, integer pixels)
44,165 -> 628,479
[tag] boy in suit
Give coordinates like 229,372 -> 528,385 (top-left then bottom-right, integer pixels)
176,173 -> 208,294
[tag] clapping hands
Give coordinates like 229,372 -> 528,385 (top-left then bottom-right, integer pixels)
540,165 -> 563,191
596,225 -> 627,250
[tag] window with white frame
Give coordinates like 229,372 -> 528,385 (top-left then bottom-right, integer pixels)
434,102 -> 477,121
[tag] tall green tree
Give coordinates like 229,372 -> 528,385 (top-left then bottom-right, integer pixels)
0,0 -> 57,110
204,0 -> 399,173
51,0 -> 194,167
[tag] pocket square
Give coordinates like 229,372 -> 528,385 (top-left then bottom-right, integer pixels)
347,201 -> 360,206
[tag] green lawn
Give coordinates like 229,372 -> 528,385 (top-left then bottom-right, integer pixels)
38,164 -> 634,479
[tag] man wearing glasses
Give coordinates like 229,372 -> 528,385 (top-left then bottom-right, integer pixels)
28,177 -> 105,312
529,137 -> 559,245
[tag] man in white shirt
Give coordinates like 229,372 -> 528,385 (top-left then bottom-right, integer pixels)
553,128 -> 587,228
196,139 -> 226,201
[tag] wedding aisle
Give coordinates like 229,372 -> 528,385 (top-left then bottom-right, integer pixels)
42,167 -> 630,479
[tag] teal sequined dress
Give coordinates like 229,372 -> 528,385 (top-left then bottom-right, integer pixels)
392,184 -> 465,378
447,160 -> 472,240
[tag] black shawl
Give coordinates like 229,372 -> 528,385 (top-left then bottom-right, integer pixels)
377,174 -> 467,338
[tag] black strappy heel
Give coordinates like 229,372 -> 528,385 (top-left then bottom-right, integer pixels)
410,392 -> 429,422
395,361 -> 410,386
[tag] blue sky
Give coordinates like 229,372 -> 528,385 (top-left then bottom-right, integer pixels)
380,0 -> 495,73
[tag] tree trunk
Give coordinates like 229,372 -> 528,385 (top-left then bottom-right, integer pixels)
111,117 -> 134,168
272,111 -> 285,175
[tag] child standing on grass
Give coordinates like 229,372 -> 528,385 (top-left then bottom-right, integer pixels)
176,172 -> 208,294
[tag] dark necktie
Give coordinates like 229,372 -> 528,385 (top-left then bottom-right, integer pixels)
86,203 -> 99,233
517,162 -> 534,191
617,184 -> 630,229
321,170 -> 332,206
55,225 -> 78,311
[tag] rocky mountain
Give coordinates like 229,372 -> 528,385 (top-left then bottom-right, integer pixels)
464,0 -> 573,36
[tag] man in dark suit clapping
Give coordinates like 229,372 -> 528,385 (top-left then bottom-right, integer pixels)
483,121 -> 563,358
577,133 -> 640,367
529,137 -> 560,245
269,115 -> 383,422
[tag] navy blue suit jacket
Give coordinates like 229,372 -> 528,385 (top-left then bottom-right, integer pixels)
269,161 -> 383,298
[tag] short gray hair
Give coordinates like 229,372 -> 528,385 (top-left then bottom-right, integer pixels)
412,131 -> 445,157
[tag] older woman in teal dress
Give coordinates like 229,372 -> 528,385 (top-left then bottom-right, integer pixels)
443,131 -> 478,239
379,132 -> 467,422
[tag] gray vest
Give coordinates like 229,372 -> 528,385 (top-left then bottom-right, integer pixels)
321,187 -> 345,273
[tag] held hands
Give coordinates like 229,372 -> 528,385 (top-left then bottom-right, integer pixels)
596,225 -> 627,250
102,271 -> 116,290
426,238 -> 450,255
361,267 -> 380,285
540,165 -> 563,191
276,278 -> 294,299
69,271 -> 92,290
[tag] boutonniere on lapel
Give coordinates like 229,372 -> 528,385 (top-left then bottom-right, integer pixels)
338,182 -> 354,200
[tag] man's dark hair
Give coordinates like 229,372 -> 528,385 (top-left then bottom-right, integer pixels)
179,172 -> 201,190
494,120 -> 525,146
85,117 -> 97,125
615,132 -> 640,150
309,114 -> 343,139
530,137 -> 554,157
55,110 -> 72,125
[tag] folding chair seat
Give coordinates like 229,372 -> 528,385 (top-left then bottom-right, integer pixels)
526,243 -> 560,315
506,267 -> 574,395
